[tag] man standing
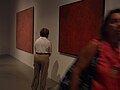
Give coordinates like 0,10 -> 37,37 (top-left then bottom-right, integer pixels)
32,28 -> 52,90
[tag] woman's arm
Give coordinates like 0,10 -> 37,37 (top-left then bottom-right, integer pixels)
70,41 -> 98,90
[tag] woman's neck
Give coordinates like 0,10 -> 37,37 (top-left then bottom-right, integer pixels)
106,38 -> 119,48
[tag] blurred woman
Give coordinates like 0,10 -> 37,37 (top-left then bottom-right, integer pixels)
71,8 -> 120,90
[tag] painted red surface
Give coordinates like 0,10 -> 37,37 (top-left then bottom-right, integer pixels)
16,7 -> 34,53
59,0 -> 104,56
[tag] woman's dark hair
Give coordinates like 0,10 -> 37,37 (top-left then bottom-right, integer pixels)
40,28 -> 49,38
100,8 -> 120,39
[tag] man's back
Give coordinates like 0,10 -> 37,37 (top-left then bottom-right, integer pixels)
35,37 -> 52,54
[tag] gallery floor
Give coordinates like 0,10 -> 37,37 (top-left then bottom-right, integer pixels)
0,55 -> 59,90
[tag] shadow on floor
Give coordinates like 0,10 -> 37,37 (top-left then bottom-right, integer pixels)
0,55 -> 59,90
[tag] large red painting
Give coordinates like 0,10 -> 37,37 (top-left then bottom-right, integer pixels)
59,0 -> 104,56
16,7 -> 34,53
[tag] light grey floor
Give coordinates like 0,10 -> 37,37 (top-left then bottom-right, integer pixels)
0,55 -> 59,90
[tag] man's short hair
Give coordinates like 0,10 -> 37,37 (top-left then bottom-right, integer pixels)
40,28 -> 49,37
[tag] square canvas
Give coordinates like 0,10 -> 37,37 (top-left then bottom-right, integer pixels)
59,0 -> 104,56
16,7 -> 34,53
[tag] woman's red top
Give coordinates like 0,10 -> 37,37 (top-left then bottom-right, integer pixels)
91,39 -> 120,90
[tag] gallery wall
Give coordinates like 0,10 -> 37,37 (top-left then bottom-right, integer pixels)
0,0 -> 10,55
8,0 -> 120,82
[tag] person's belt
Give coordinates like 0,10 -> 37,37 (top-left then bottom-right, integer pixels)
36,52 -> 50,55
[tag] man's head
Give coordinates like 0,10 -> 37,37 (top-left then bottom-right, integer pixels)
40,28 -> 49,38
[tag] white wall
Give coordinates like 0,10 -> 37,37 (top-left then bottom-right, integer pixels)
105,0 -> 120,15
0,1 -> 10,55
9,0 -> 120,82
9,0 -> 34,69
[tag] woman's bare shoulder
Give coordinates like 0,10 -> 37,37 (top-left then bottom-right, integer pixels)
80,39 -> 100,55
